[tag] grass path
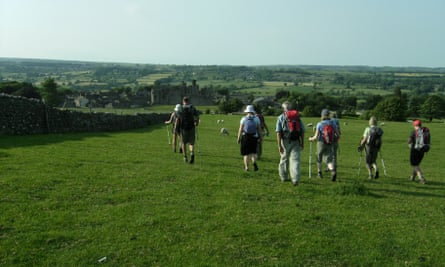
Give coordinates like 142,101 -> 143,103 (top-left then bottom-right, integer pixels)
1,115 -> 444,266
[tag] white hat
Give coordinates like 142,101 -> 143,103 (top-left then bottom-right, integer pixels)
244,105 -> 255,113
174,104 -> 181,112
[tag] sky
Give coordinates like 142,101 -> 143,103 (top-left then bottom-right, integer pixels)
1,0 -> 445,67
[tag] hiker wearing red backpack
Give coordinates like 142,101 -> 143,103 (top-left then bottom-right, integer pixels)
408,120 -> 430,184
308,109 -> 339,181
275,101 -> 305,186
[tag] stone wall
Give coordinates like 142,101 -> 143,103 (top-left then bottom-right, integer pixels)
0,93 -> 168,135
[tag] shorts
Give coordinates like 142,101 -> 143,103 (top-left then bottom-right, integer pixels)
410,148 -> 424,166
365,145 -> 378,166
240,134 -> 258,156
181,127 -> 195,145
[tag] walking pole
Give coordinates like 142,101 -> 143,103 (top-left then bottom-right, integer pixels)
195,126 -> 200,153
380,151 -> 387,177
307,123 -> 314,178
309,141 -> 313,178
166,124 -> 171,145
357,149 -> 363,177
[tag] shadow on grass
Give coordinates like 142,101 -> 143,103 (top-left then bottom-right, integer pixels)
371,187 -> 445,199
0,124 -> 163,149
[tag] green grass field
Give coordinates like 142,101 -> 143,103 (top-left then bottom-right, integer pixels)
1,115 -> 444,266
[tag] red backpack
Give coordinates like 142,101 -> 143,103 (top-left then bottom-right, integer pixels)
322,121 -> 334,144
285,110 -> 302,141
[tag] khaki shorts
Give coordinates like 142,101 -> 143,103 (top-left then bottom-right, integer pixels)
316,141 -> 334,164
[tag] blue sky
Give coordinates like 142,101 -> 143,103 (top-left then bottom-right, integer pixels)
1,0 -> 444,67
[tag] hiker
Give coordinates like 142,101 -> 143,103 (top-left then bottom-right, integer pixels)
408,119 -> 430,184
176,96 -> 200,164
276,101 -> 305,186
308,109 -> 339,181
165,104 -> 182,153
331,111 -> 341,166
255,108 -> 270,160
237,105 -> 262,171
359,116 -> 383,179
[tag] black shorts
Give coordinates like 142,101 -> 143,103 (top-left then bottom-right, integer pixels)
410,148 -> 424,166
240,134 -> 258,156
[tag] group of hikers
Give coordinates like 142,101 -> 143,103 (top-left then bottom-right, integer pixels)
165,96 -> 200,164
166,97 -> 431,186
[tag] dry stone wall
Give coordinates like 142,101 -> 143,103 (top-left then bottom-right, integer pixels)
0,93 -> 168,135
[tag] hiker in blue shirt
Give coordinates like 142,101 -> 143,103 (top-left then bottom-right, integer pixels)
331,111 -> 341,167
308,109 -> 339,181
237,105 -> 262,171
276,101 -> 305,186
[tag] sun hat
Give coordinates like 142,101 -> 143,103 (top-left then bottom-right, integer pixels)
174,104 -> 181,112
244,105 -> 255,113
413,119 -> 421,126
321,109 -> 330,117
281,101 -> 292,110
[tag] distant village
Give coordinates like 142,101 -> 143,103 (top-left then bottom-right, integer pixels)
64,80 -> 218,109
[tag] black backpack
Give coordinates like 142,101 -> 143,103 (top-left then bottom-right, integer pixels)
180,104 -> 195,130
367,126 -> 383,149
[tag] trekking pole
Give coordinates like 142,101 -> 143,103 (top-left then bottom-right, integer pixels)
307,123 -> 314,178
196,126 -> 200,153
309,141 -> 313,178
166,124 -> 171,145
357,149 -> 363,177
380,151 -> 387,177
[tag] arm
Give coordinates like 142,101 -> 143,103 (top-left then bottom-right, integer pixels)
277,132 -> 284,154
263,121 -> 270,135
257,122 -> 263,142
308,128 -> 319,142
237,123 -> 243,144
165,112 -> 175,124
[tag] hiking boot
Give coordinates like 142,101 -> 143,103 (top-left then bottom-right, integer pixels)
190,154 -> 195,164
253,163 -> 259,171
292,181 -> 299,186
368,174 -> 373,180
419,177 -> 426,184
183,157 -> 188,163
409,175 -> 415,181
375,171 -> 379,179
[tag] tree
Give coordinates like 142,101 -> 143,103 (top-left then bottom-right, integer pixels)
420,95 -> 445,122
407,95 -> 426,117
218,98 -> 244,114
364,95 -> 383,110
373,96 -> 406,121
41,77 -> 61,106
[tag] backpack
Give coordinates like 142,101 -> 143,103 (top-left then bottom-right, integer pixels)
243,116 -> 257,135
285,110 -> 302,141
367,126 -> 383,149
179,104 -> 195,130
322,120 -> 334,144
415,127 -> 430,152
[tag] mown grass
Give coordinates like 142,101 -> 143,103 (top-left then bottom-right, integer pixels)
1,114 -> 444,266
